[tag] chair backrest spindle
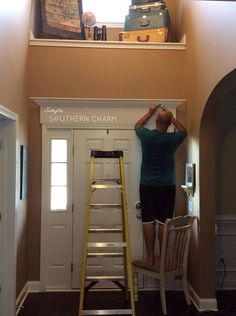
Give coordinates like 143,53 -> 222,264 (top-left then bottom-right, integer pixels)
161,216 -> 196,273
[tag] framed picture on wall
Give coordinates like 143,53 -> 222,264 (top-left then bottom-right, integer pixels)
40,0 -> 85,40
20,145 -> 28,200
185,163 -> 195,188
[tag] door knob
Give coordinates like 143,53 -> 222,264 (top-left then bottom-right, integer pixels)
135,201 -> 141,210
136,213 -> 142,220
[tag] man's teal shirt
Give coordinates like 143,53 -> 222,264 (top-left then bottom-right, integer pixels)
135,127 -> 187,187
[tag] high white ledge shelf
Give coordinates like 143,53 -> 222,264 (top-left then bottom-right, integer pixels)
31,97 -> 186,109
29,33 -> 186,51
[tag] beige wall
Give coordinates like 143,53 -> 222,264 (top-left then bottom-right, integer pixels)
27,47 -> 186,280
0,0 -> 32,295
27,0 -> 236,301
3,0 -> 236,303
178,0 -> 236,297
27,0 -> 185,282
3,0 -> 235,302
28,47 -> 186,98
27,102 -> 42,280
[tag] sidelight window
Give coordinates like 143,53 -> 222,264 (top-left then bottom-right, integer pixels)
50,139 -> 68,211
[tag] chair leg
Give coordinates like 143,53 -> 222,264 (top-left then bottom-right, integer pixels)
160,277 -> 167,315
182,273 -> 191,305
133,271 -> 139,301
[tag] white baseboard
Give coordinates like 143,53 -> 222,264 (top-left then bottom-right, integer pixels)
189,285 -> 218,312
16,283 -> 28,315
27,281 -> 40,292
16,281 -> 40,315
16,281 -> 218,313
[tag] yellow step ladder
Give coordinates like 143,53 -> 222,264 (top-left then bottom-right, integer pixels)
79,150 -> 136,316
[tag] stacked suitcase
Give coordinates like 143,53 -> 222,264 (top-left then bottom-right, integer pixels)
119,0 -> 170,43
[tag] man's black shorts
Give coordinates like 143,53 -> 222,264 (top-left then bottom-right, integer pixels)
139,184 -> 176,224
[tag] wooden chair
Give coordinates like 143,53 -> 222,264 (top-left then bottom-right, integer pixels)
133,215 -> 196,315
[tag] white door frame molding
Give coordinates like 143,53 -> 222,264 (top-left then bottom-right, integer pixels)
38,98 -> 185,290
32,97 -> 185,129
0,104 -> 18,316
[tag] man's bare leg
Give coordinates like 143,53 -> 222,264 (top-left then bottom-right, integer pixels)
143,222 -> 156,267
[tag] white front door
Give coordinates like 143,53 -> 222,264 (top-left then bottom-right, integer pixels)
72,129 -> 143,288
41,128 -> 143,289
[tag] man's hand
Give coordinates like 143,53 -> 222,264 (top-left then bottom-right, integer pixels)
168,110 -> 175,123
148,104 -> 161,115
168,111 -> 188,135
134,104 -> 161,129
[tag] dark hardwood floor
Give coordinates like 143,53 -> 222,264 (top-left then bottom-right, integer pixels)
18,290 -> 236,316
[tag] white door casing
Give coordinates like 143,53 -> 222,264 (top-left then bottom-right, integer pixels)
0,128 -> 2,298
72,129 -> 143,288
38,99 -> 181,290
0,106 -> 18,316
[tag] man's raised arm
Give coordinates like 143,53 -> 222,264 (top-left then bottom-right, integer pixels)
134,104 -> 161,129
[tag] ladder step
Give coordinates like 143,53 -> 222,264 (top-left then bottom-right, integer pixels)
89,228 -> 123,233
88,252 -> 123,257
87,242 -> 127,248
86,276 -> 125,281
91,204 -> 122,209
93,178 -> 121,182
91,150 -> 123,158
82,309 -> 132,315
92,184 -> 122,189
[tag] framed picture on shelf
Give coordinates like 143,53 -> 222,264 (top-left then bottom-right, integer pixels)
40,0 -> 85,40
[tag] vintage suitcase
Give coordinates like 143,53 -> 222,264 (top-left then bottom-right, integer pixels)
124,2 -> 170,32
119,28 -> 169,43
132,0 -> 160,4
129,1 -> 167,15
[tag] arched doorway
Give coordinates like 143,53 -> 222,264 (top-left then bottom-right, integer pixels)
200,69 -> 236,295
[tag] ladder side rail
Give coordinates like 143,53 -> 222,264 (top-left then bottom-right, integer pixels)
119,156 -> 136,315
79,156 -> 95,316
119,157 -> 129,301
